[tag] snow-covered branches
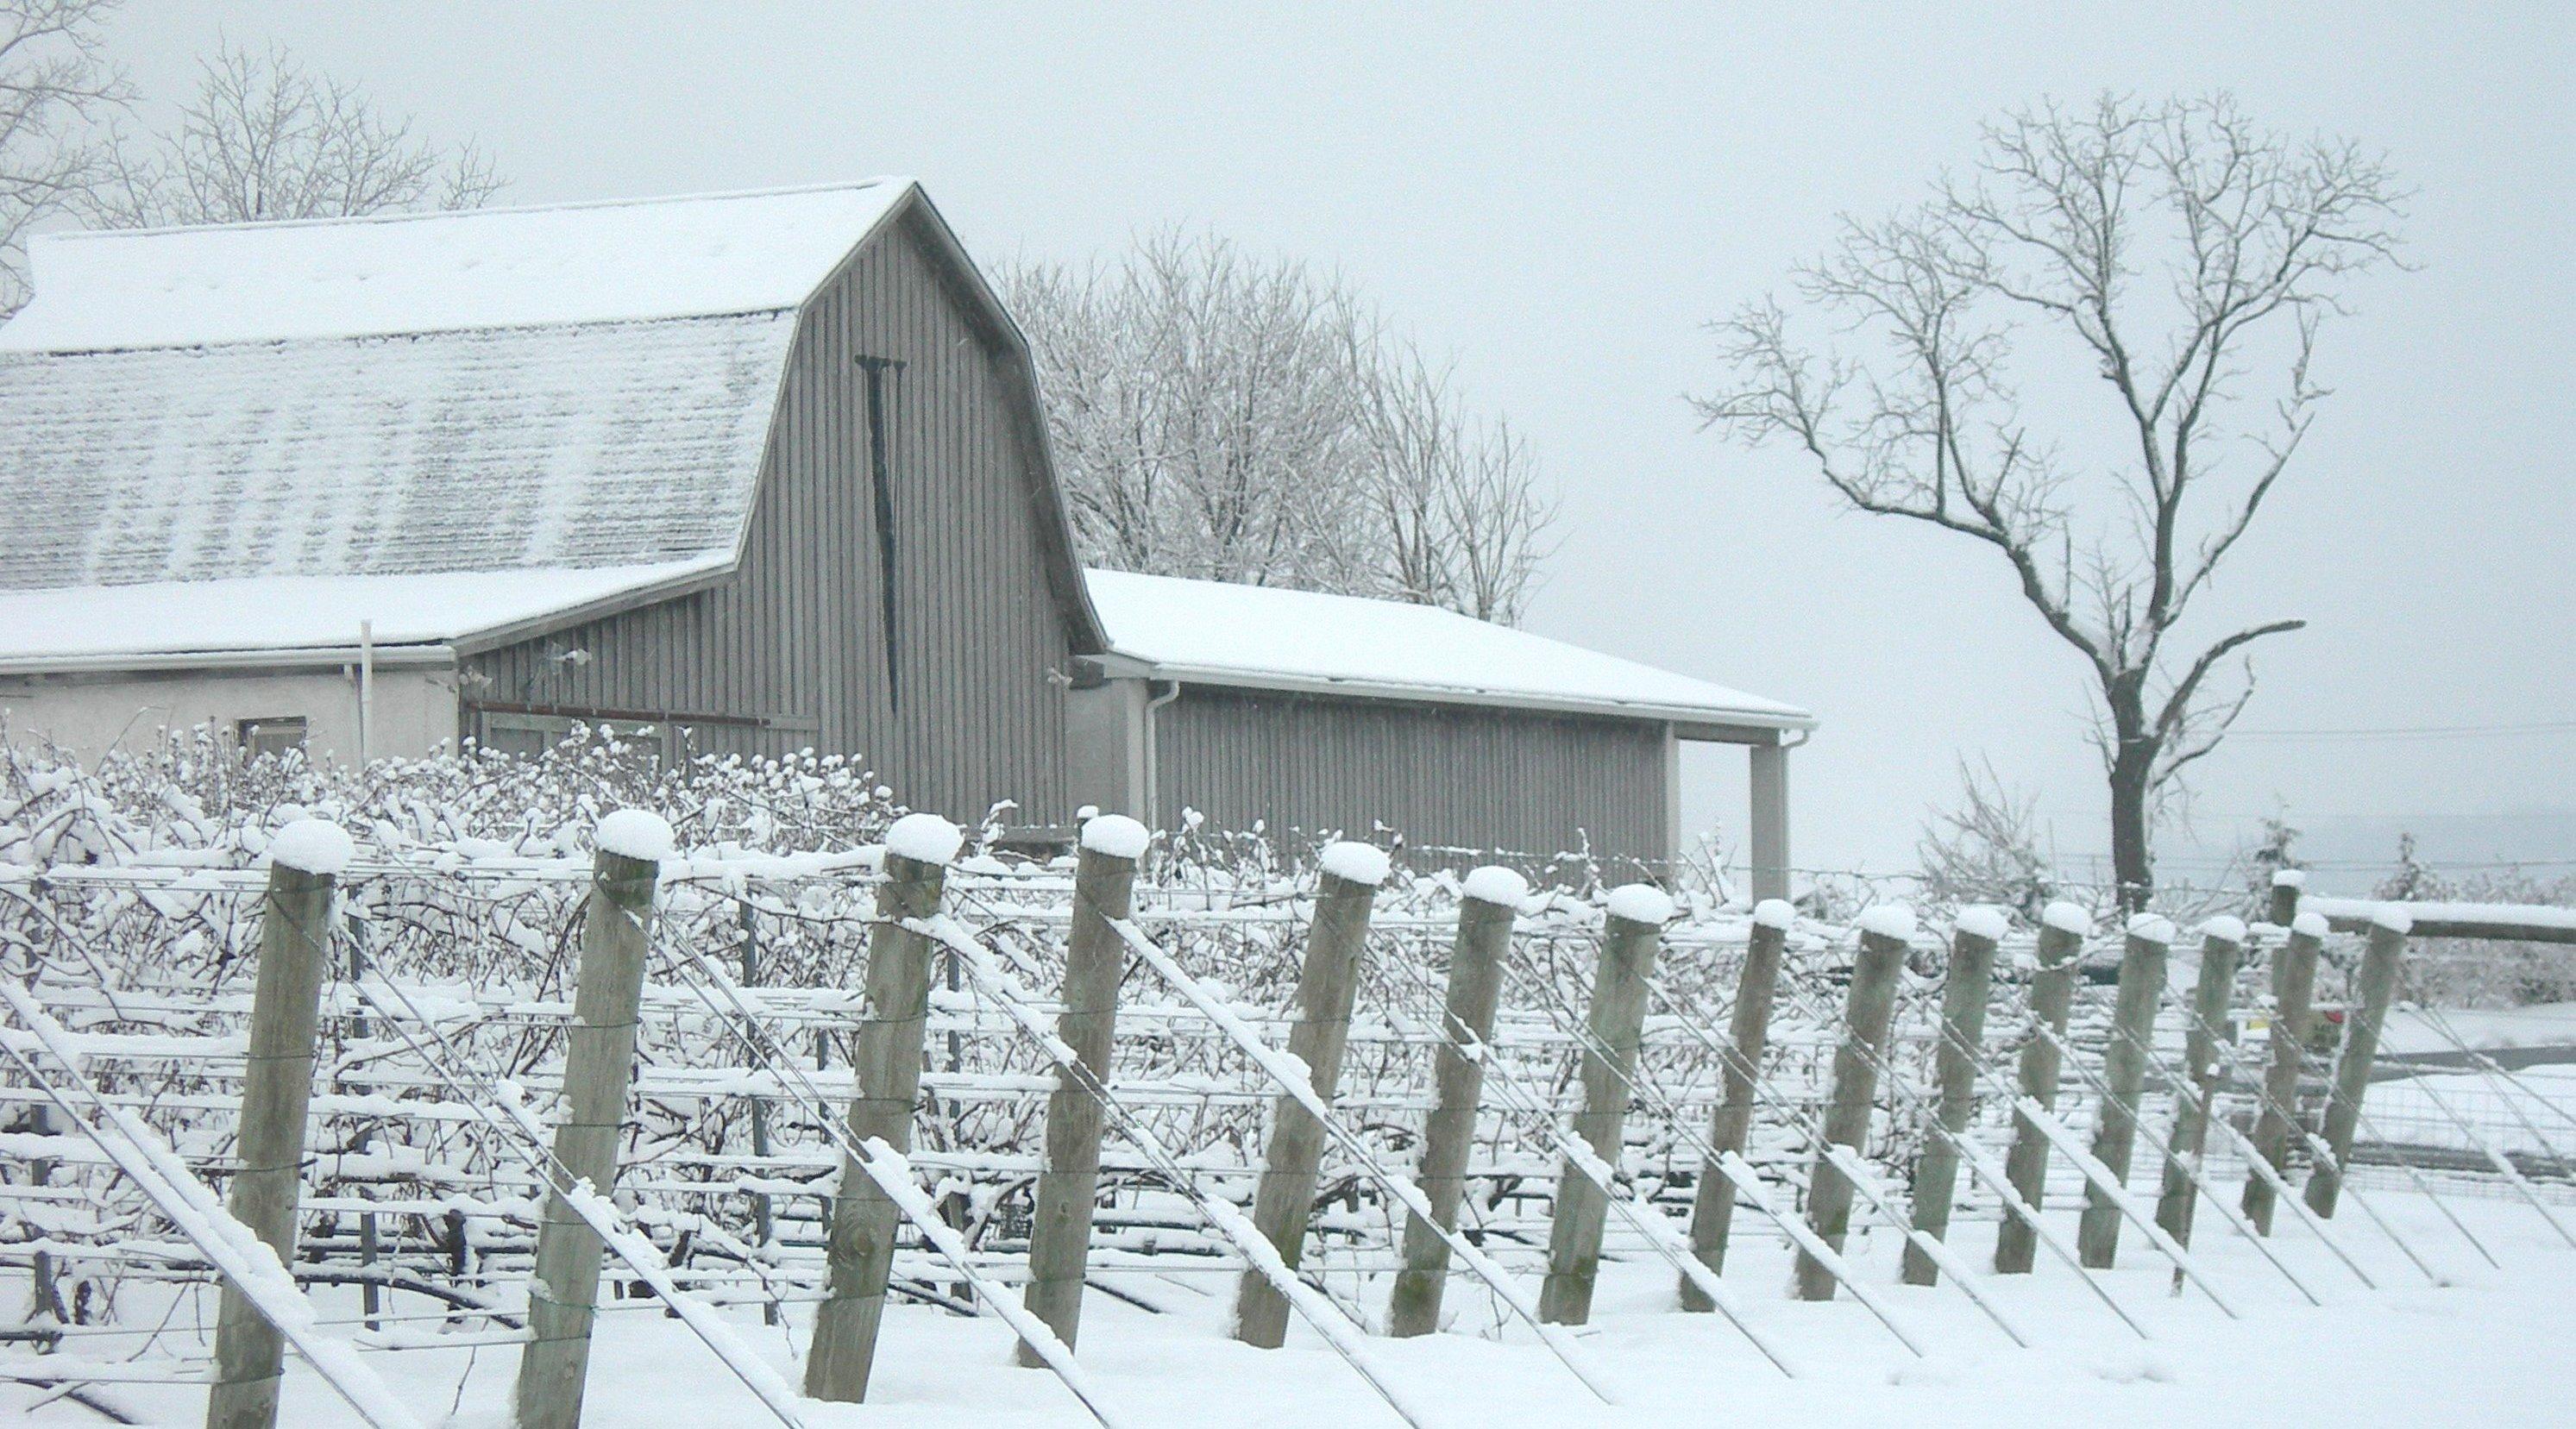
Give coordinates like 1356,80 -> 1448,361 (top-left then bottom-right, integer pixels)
89,41 -> 502,229
1701,93 -> 2407,909
1913,758 -> 2056,922
1004,231 -> 1555,624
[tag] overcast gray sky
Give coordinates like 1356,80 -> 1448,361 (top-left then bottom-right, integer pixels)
100,3 -> 2576,888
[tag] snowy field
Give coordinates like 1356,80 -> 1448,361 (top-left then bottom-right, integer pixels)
9,1184 -> 2566,1427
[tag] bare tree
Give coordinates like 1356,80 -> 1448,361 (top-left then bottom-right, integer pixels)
1699,94 -> 2406,911
1915,756 -> 2057,920
90,41 -> 499,228
1354,343 -> 1556,621
1004,230 -> 1554,622
0,0 -> 122,315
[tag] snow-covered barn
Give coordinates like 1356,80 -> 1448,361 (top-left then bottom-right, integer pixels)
0,181 -> 1809,882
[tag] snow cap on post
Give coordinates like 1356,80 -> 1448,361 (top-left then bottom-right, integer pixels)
2291,910 -> 2331,939
1751,898 -> 1795,931
2200,914 -> 2249,945
884,812 -> 964,867
2041,900 -> 2093,937
1078,813 -> 1152,862
1605,882 -> 1674,926
2271,868 -> 2309,889
1953,906 -> 2011,944
1318,841 -> 1392,887
1857,904 -> 1916,943
1461,865 -> 1530,908
595,809 -> 674,864
2125,912 -> 2177,945
268,818 -> 354,877
2370,904 -> 2415,936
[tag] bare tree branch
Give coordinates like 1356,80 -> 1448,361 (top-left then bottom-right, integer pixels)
0,0 -> 126,315
87,41 -> 501,229
1699,92 -> 2405,909
1002,231 -> 1556,621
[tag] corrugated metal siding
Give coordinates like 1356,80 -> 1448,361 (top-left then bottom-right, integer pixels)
1153,687 -> 1668,864
464,210 -> 1077,822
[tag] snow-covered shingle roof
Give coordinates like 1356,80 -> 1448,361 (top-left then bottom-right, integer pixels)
0,313 -> 794,594
1085,569 -> 1813,730
0,184 -> 918,665
0,181 -> 908,351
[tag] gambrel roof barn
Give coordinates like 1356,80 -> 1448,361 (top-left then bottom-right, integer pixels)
0,182 -> 1809,881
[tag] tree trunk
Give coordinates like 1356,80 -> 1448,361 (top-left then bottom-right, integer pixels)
2107,708 -> 2157,914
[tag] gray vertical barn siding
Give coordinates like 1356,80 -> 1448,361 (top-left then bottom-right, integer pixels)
1153,687 -> 1668,864
462,206 -> 1082,824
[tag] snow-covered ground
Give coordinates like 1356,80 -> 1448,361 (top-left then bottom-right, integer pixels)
2381,1002 -> 2576,1056
12,1186 -> 2567,1427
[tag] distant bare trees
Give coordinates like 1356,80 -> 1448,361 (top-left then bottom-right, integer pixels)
1700,94 -> 2407,911
0,0 -> 123,312
0,9 -> 503,317
1004,233 -> 1555,623
91,41 -> 500,227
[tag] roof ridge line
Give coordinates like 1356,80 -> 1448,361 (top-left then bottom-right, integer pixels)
34,177 -> 914,245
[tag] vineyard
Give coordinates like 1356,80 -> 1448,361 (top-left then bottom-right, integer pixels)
0,738 -> 2569,1426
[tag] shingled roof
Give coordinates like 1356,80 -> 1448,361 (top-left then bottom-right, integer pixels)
0,183 -> 924,665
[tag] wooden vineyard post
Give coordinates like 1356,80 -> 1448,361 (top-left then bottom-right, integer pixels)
806,814 -> 962,1401
2077,915 -> 2172,1269
1540,885 -> 1671,1325
512,813 -> 669,1429
1901,908 -> 2004,1287
2304,913 -> 2410,1219
206,822 -> 349,1429
1387,867 -> 1524,1338
1995,904 -> 2089,1274
1794,906 -> 1910,1302
1232,843 -> 1389,1349
2155,919 -> 2247,1245
1681,899 -> 1793,1303
1019,816 -> 1148,1361
739,899 -> 781,1326
2243,897 -> 2324,1233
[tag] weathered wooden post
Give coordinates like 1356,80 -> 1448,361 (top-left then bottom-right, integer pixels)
512,812 -> 669,1429
1901,907 -> 2005,1287
2154,918 -> 2246,1245
1540,884 -> 1671,1325
2303,910 -> 2410,1219
1995,902 -> 2089,1275
806,813 -> 963,1400
207,820 -> 350,1429
2077,914 -> 2172,1269
2242,897 -> 2323,1233
1795,905 -> 1910,1302
1387,866 -> 1524,1338
1681,898 -> 1793,1303
739,899 -> 781,1326
1233,842 -> 1389,1349
1020,815 -> 1149,1360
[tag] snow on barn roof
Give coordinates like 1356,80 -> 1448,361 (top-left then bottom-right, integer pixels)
0,561 -> 727,666
0,181 -> 909,350
0,185 -> 920,666
1084,569 -> 1813,731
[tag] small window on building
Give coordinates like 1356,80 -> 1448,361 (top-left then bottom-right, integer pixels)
236,717 -> 307,761
478,712 -> 574,762
475,712 -> 677,769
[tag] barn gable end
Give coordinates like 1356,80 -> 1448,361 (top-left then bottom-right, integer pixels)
460,195 -> 1098,824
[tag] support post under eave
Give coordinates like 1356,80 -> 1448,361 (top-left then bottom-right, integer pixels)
1749,741 -> 1791,905
1659,723 -> 1683,869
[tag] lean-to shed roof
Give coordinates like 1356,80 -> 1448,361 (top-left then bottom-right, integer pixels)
1085,569 -> 1814,732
